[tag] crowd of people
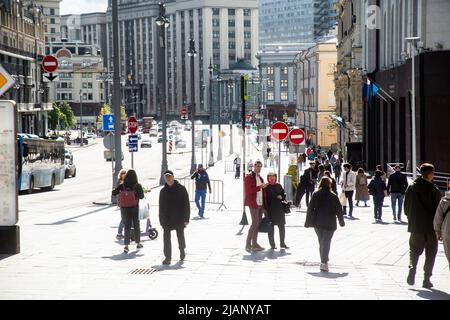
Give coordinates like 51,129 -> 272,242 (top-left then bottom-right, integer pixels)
111,148 -> 449,289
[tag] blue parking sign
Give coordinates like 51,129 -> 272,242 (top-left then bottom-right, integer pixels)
103,114 -> 115,132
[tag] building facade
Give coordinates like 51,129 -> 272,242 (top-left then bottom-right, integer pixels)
33,0 -> 62,43
259,0 -> 336,46
46,42 -> 106,127
105,0 -> 259,119
334,0 -> 364,153
296,41 -> 338,148
361,0 -> 450,173
1,0 -> 51,135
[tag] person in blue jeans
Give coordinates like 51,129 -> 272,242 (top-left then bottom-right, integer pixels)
368,170 -> 388,223
191,164 -> 212,218
387,165 -> 408,222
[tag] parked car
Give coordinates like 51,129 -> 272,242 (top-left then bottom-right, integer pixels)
86,133 -> 97,139
140,139 -> 152,148
149,128 -> 158,137
185,120 -> 192,126
184,125 -> 192,131
64,153 -> 77,178
175,139 -> 187,148
194,120 -> 203,125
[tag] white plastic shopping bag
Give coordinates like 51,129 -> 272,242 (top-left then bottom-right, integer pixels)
339,192 -> 346,207
139,198 -> 150,220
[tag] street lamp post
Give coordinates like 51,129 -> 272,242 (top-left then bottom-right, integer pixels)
405,36 -> 420,179
228,79 -> 234,155
79,89 -> 84,146
217,72 -> 223,161
208,59 -> 214,166
156,2 -> 170,185
187,39 -> 197,174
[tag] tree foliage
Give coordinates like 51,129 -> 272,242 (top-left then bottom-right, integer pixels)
59,101 -> 77,128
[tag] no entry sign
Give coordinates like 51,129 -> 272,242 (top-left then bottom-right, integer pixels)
289,128 -> 306,145
42,55 -> 58,73
128,116 -> 138,134
271,121 -> 289,141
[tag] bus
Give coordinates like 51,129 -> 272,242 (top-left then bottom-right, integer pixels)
142,117 -> 154,133
17,134 -> 65,194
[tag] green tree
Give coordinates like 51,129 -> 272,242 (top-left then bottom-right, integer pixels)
48,102 -> 61,131
59,101 -> 77,129
97,103 -> 112,124
120,106 -> 127,120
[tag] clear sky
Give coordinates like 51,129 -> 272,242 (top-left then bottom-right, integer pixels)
60,0 -> 108,15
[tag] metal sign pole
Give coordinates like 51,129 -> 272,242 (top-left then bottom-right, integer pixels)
278,140 -> 281,182
131,152 -> 134,169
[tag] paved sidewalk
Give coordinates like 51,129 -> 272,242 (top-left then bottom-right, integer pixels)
0,130 -> 449,300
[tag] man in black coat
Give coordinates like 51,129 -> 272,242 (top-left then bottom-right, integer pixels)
387,165 -> 409,221
159,170 -> 190,265
303,162 -> 318,206
404,163 -> 442,289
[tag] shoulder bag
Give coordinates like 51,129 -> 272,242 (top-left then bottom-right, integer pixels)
119,184 -> 138,208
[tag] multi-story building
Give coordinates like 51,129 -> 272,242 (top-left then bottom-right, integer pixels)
46,42 -> 106,127
33,0 -> 62,43
61,13 -> 107,63
259,0 -> 337,46
105,0 -> 259,119
1,0 -> 51,135
256,43 -> 313,122
334,0 -> 363,153
361,0 -> 450,173
296,40 -> 338,148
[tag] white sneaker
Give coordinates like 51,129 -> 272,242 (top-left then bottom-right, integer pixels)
320,263 -> 329,272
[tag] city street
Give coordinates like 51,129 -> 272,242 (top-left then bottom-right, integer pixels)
1,126 -> 449,300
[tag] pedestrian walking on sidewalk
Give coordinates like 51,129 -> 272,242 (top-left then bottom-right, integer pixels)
274,153 -> 280,169
265,173 -> 289,250
376,165 -> 387,183
434,191 -> 450,270
340,164 -> 356,217
368,170 -> 387,222
324,160 -> 333,175
327,149 -> 333,161
304,162 -> 318,207
295,173 -> 307,209
191,164 -> 211,219
404,163 -> 442,288
333,159 -> 342,184
297,153 -> 306,173
387,165 -> 408,222
245,160 -> 268,252
318,164 -> 325,181
305,177 -> 345,272
234,155 -> 242,179
269,152 -> 275,167
116,169 -> 127,240
112,169 -> 145,254
324,171 -> 337,195
159,170 -> 190,265
355,168 -> 370,207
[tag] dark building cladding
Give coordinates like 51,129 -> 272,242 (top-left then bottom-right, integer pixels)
364,50 -> 450,173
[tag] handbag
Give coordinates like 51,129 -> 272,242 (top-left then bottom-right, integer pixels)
139,198 -> 150,220
339,192 -> 346,206
259,217 -> 274,233
119,185 -> 138,208
282,201 -> 291,214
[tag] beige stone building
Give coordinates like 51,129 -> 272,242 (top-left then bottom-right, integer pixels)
296,41 -> 338,148
334,0 -> 364,153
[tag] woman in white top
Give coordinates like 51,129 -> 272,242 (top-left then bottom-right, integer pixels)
340,163 -> 357,217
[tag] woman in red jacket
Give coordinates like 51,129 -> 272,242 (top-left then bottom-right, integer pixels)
245,160 -> 268,251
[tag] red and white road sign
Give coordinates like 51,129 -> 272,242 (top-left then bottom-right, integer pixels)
42,55 -> 58,73
181,107 -> 188,116
271,121 -> 289,141
289,128 -> 306,145
127,116 -> 138,134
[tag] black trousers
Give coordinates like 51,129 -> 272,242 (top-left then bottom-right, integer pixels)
163,227 -> 186,260
409,232 -> 438,278
235,165 -> 241,178
305,186 -> 315,206
268,224 -> 286,247
121,208 -> 140,246
343,191 -> 354,215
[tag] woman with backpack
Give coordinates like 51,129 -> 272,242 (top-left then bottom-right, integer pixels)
112,169 -> 145,253
368,170 -> 388,223
305,177 -> 345,272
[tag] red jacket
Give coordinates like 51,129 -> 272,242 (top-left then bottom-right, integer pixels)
244,172 -> 265,208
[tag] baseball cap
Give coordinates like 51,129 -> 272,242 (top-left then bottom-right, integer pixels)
164,170 -> 174,176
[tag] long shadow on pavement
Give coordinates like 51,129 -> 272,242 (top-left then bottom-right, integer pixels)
151,261 -> 185,271
410,288 -> 450,300
242,249 -> 291,262
307,272 -> 349,279
35,205 -> 114,226
101,251 -> 145,261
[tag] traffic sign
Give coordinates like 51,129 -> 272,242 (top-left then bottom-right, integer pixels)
103,114 -> 115,132
271,121 -> 289,141
0,65 -> 15,96
128,134 -> 139,144
43,73 -> 59,82
103,134 -> 115,150
129,145 -> 138,153
42,55 -> 58,73
289,128 -> 306,145
128,116 -> 138,134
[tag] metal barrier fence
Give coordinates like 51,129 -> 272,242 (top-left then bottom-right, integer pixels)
387,163 -> 449,193
178,179 -> 227,211
224,161 -> 235,174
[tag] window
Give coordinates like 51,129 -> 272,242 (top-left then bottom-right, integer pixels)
51,28 -> 56,33
228,31 -> 235,38
244,42 -> 251,49
50,18 -> 55,24
267,67 -> 274,75
88,93 -> 93,101
244,9 -> 251,16
281,92 -> 288,101
229,42 -> 236,49
212,19 -> 220,27
212,8 -> 219,15
268,91 -> 274,101
213,42 -> 220,49
50,8 -> 55,15
228,9 -> 235,16
283,67 -> 288,74
228,20 -> 235,27
213,31 -> 220,38
244,20 -> 251,27
281,79 -> 288,87
268,79 -> 274,87
244,32 -> 251,39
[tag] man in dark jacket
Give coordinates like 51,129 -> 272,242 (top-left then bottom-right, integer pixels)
159,170 -> 191,265
404,163 -> 442,289
191,164 -> 211,219
303,162 -> 318,206
387,165 -> 408,221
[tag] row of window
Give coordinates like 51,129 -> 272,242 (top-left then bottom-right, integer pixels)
212,19 -> 251,27
266,66 -> 290,75
212,9 -> 251,16
267,91 -> 289,101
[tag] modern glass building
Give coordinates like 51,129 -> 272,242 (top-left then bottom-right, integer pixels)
259,0 -> 337,46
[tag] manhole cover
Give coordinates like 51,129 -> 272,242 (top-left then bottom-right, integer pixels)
129,268 -> 158,275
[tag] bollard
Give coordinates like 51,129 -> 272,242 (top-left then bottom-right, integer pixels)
284,175 -> 293,202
